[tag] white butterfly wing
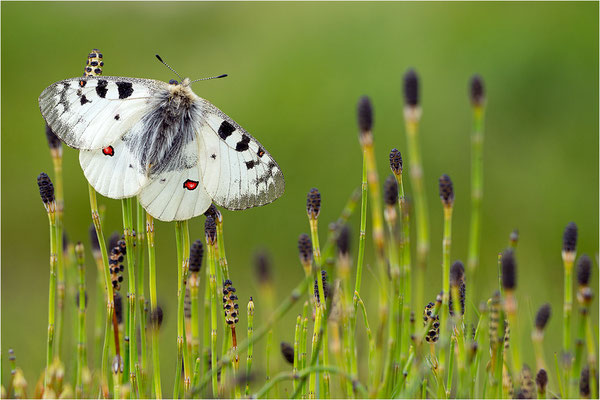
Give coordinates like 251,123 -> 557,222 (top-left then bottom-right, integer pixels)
194,99 -> 285,210
38,76 -> 167,150
138,135 -> 212,222
79,134 -> 148,199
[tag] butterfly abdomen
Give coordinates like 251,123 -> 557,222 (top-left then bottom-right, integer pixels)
84,49 -> 104,77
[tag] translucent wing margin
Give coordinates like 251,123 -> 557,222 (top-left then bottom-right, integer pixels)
194,99 -> 285,210
38,76 -> 167,150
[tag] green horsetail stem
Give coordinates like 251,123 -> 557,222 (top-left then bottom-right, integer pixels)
75,242 -> 88,398
88,184 -> 114,399
38,173 -> 57,392
146,215 -> 162,399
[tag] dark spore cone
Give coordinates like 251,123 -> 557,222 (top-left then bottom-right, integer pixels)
384,175 -> 399,206
222,279 -> 239,325
114,292 -> 123,324
535,368 -> 548,393
298,234 -> 313,265
439,174 -> 454,206
205,216 -> 217,244
534,303 -> 551,330
501,249 -> 517,290
89,223 -> 100,254
357,95 -> 373,133
577,254 -> 592,286
306,188 -> 321,219
563,222 -> 578,253
389,148 -> 403,175
45,124 -> 62,150
37,172 -> 55,204
149,305 -> 164,328
314,270 -> 329,303
254,249 -> 272,284
337,224 -> 351,256
189,239 -> 204,273
204,203 -> 219,220
280,342 -> 295,364
450,260 -> 465,287
470,74 -> 485,106
403,68 -> 420,107
580,366 -> 590,397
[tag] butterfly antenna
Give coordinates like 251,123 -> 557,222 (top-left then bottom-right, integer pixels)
155,54 -> 183,82
190,74 -> 228,84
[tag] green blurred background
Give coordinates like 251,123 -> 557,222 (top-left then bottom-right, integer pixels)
2,1 -> 598,394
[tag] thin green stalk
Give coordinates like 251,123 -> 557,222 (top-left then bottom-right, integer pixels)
562,255 -> 574,397
52,154 -> 66,364
381,205 -> 401,397
554,352 -> 565,398
467,104 -> 485,309
182,222 -> 191,391
75,243 -> 87,398
349,151 -> 368,390
293,315 -> 301,393
300,307 -> 309,399
246,298 -> 255,397
356,292 -> 375,395
89,185 -> 114,399
190,272 -> 201,366
394,170 -> 411,360
207,234 -> 219,397
202,262 -> 211,382
136,201 -> 147,395
44,199 -> 58,390
121,198 -> 138,397
439,205 -> 453,386
321,187 -> 361,264
146,215 -> 162,399
308,306 -> 322,398
446,336 -> 455,397
585,314 -> 598,399
404,108 -> 429,311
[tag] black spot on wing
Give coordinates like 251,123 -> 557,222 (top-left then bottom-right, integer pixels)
218,120 -> 235,140
80,95 -> 90,105
235,135 -> 251,152
211,154 -> 217,159
245,160 -> 255,169
257,147 -> 265,157
96,80 -> 108,98
117,81 -> 134,99
114,114 -> 120,120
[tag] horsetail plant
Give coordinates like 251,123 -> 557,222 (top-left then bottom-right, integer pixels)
189,240 -> 203,368
246,297 -> 255,397
501,248 -> 521,378
562,221 -> 578,396
205,216 -> 219,397
536,368 -> 548,399
74,242 -> 88,398
37,172 -> 58,392
466,75 -> 486,308
403,68 -> 429,312
532,303 -> 551,371
146,214 -> 162,399
574,254 -> 597,398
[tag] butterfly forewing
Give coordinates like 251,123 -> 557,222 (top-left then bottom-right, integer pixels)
38,76 -> 166,150
194,99 -> 285,210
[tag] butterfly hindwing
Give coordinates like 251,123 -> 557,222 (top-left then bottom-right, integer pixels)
195,99 -> 285,210
39,76 -> 167,150
79,137 -> 148,199
138,134 -> 212,222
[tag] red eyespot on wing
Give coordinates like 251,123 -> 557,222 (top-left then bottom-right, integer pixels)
102,146 -> 114,156
183,179 -> 199,190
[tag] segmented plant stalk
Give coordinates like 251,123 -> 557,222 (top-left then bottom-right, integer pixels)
135,201 -> 148,393
439,199 -> 454,382
246,298 -> 255,397
467,91 -> 486,290
266,328 -> 273,398
293,315 -> 301,392
44,197 -> 58,390
88,185 -> 114,399
202,263 -> 211,380
349,152 -> 368,391
301,304 -> 309,399
93,238 -> 106,371
190,272 -> 200,365
404,106 -> 429,311
174,221 -> 192,395
381,200 -> 401,397
75,243 -> 87,398
146,215 -> 162,399
562,255 -> 575,390
206,229 -> 219,397
356,292 -> 376,395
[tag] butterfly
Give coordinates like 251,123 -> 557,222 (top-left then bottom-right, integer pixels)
38,56 -> 285,222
